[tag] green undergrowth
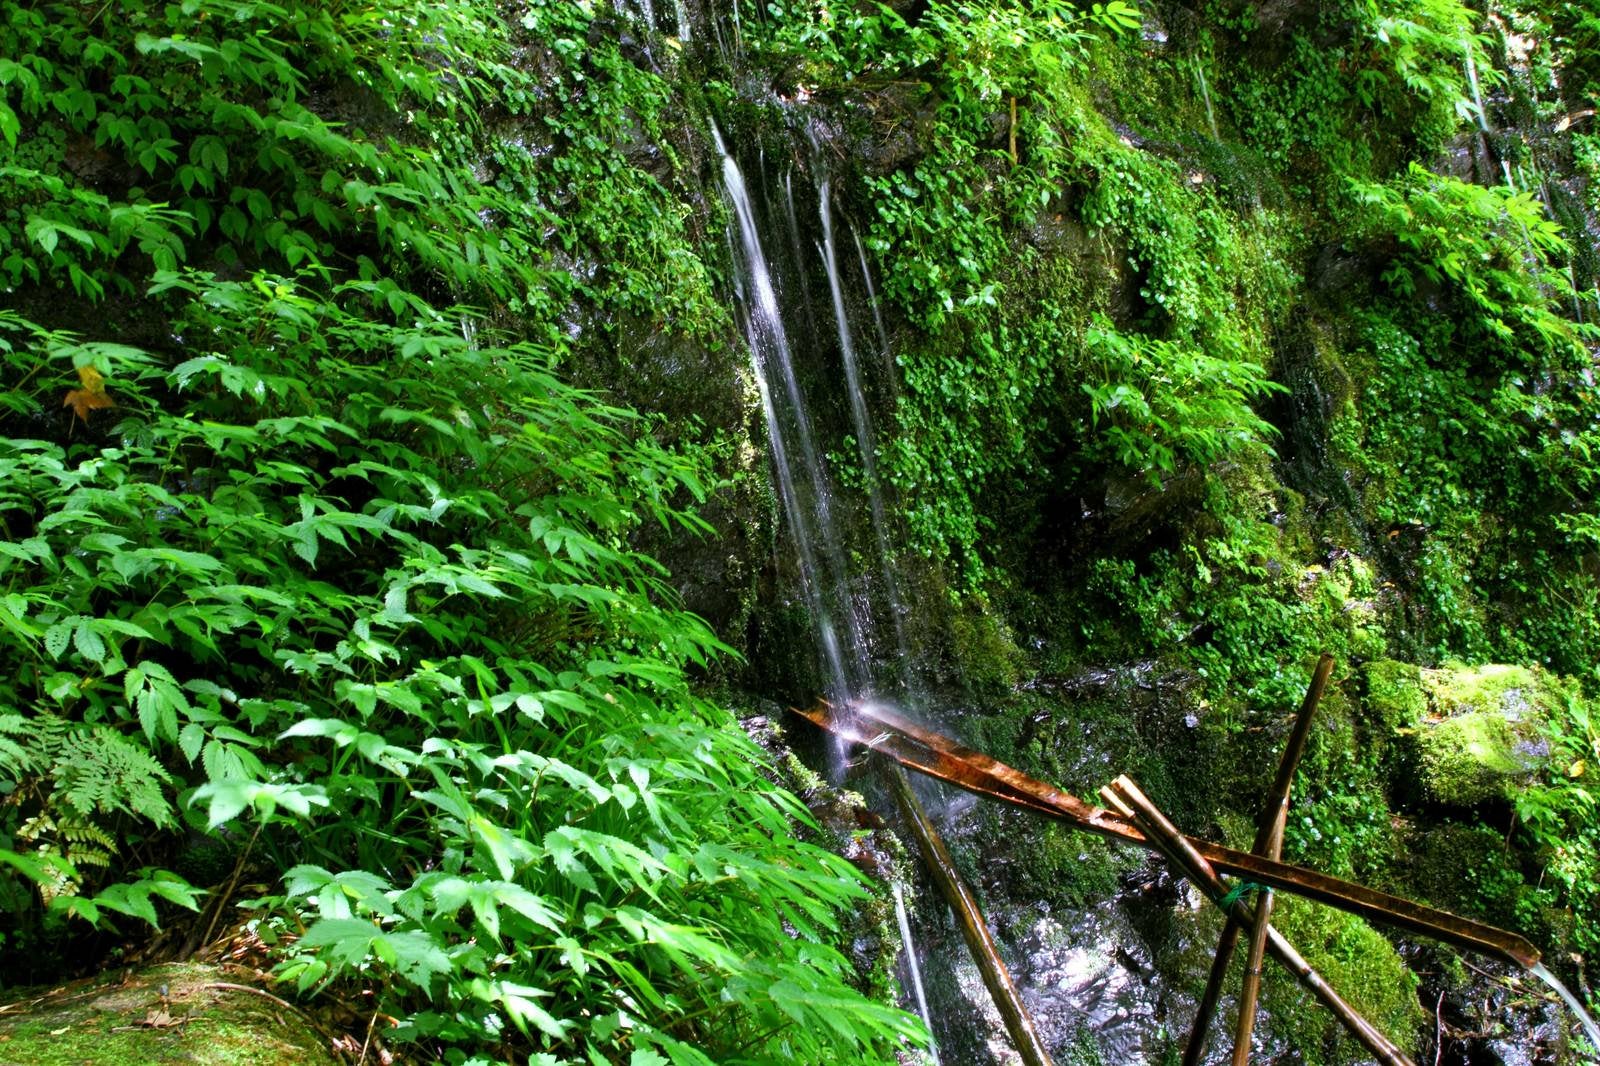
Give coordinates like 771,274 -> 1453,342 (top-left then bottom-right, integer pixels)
0,2 -> 921,1064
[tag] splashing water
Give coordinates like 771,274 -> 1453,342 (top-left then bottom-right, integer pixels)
1529,961 -> 1600,1059
894,881 -> 941,1065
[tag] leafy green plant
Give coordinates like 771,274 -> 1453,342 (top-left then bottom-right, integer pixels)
0,1 -> 920,1061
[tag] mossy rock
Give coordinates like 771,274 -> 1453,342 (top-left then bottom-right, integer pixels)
946,601 -> 1025,695
1410,664 -> 1554,807
0,963 -> 338,1066
1260,896 -> 1427,1064
1401,822 -> 1561,942
1361,659 -> 1426,732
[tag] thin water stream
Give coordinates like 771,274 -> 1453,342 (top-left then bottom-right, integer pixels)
713,125 -> 868,703
818,181 -> 914,689
895,881 -> 941,1065
1530,961 -> 1600,1059
1193,57 -> 1219,140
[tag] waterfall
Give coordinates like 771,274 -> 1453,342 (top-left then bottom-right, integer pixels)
818,180 -> 915,691
712,126 -> 870,703
1193,57 -> 1219,140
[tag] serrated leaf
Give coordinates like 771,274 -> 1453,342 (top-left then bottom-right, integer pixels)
44,621 -> 71,660
74,620 -> 106,663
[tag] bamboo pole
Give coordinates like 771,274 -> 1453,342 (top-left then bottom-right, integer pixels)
1232,803 -> 1287,1064
792,700 -> 1540,970
1184,653 -> 1335,1066
1101,777 -> 1414,1066
883,761 -> 1055,1066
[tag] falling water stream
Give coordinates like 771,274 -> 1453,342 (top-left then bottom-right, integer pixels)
1530,962 -> 1600,1058
1463,37 -> 1518,190
818,180 -> 915,686
895,881 -> 941,1064
1193,57 -> 1219,140
713,125 -> 868,704
852,229 -> 897,389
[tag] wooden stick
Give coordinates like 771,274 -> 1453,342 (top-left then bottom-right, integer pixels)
1232,803 -> 1287,1064
1103,777 -> 1414,1066
795,698 -> 1540,970
1184,920 -> 1242,1066
1184,653 -> 1335,1065
884,761 -> 1054,1066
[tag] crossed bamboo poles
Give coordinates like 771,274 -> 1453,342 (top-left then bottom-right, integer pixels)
795,655 -> 1540,1066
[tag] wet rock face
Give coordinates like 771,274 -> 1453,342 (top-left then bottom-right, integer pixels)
1416,957 -> 1574,1066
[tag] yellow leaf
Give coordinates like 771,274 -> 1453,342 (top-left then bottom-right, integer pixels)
76,364 -> 106,394
63,365 -> 114,421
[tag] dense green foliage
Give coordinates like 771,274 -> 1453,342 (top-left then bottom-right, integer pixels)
6,0 -> 1600,1060
749,0 -> 1600,1057
0,2 -> 921,1063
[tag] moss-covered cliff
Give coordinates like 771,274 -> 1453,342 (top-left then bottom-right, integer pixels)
3,0 -> 1599,1062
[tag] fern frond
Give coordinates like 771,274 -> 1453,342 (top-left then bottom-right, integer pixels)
51,728 -> 174,827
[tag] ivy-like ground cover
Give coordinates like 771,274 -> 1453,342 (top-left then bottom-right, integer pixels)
0,2 -> 922,1063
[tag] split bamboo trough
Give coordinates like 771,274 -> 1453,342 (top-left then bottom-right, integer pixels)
793,660 -> 1548,1066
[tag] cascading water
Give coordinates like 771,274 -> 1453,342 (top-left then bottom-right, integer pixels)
818,180 -> 915,691
714,125 -> 870,705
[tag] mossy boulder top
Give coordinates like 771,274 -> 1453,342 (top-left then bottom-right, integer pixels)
0,963 -> 339,1066
1389,663 -> 1570,807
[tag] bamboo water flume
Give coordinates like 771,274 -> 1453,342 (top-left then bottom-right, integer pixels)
1098,777 -> 1415,1066
884,762 -> 1053,1066
794,698 -> 1540,970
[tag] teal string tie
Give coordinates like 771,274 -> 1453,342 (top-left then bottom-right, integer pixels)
1218,880 -> 1267,909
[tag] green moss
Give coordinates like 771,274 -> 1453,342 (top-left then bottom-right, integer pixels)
1362,659 -> 1426,732
1423,663 -> 1543,716
947,601 -> 1026,695
1402,822 -> 1560,940
1417,711 -> 1525,805
1058,1024 -> 1111,1066
1260,896 -> 1427,1064
1410,664 -> 1554,806
0,963 -> 336,1066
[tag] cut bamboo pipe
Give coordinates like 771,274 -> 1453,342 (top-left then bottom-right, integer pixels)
1185,653 -> 1335,1066
883,761 -> 1055,1066
1103,777 -> 1414,1066
794,698 -> 1540,970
